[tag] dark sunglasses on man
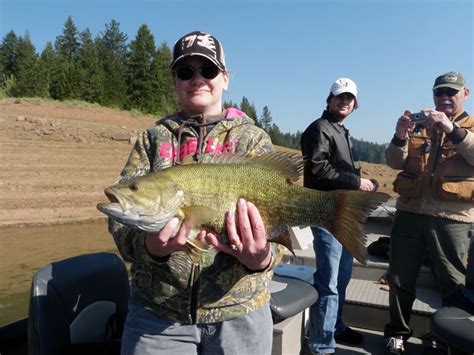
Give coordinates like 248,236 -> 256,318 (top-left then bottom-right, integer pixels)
433,88 -> 460,98
174,65 -> 220,81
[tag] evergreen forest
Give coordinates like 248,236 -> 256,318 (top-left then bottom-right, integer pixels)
0,16 -> 387,163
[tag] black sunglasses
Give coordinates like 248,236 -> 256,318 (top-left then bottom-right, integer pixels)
433,88 -> 460,98
174,65 -> 220,81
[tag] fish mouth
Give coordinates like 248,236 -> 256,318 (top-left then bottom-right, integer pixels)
98,187 -> 161,218
105,189 -> 120,204
97,188 -> 127,215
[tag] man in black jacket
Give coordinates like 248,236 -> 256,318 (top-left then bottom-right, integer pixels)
301,78 -> 377,354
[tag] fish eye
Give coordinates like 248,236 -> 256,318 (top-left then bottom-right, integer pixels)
129,182 -> 139,192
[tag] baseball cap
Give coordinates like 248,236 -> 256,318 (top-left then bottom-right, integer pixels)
433,71 -> 465,90
329,77 -> 358,107
171,31 -> 226,71
330,77 -> 358,98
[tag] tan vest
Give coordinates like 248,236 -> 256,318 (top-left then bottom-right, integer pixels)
393,113 -> 474,203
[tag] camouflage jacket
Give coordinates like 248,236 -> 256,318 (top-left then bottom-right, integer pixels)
109,108 -> 283,324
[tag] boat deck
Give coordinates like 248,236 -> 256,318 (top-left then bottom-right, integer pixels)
301,326 -> 427,355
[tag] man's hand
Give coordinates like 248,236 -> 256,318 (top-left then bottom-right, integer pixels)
205,198 -> 272,271
422,108 -> 455,134
359,178 -> 377,192
395,110 -> 416,140
145,218 -> 192,257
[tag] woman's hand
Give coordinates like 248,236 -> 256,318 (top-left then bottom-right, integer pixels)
205,198 -> 272,271
145,218 -> 192,257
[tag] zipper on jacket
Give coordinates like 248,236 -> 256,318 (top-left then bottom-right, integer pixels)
190,262 -> 201,324
345,130 -> 359,175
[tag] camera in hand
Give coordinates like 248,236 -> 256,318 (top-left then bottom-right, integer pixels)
409,111 -> 429,124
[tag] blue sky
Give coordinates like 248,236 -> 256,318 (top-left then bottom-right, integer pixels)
1,0 -> 473,144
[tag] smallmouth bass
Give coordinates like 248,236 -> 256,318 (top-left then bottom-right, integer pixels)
97,152 -> 389,263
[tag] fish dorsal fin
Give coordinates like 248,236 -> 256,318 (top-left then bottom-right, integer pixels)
201,151 -> 303,183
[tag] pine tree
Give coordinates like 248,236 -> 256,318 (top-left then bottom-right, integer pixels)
224,100 -> 239,109
126,24 -> 157,113
260,105 -> 273,131
239,97 -> 258,123
98,20 -> 128,108
153,42 -> 177,115
49,60 -> 77,100
55,16 -> 80,62
268,123 -> 285,146
292,131 -> 302,149
11,32 -> 43,97
52,16 -> 81,99
0,30 -> 20,88
77,29 -> 103,103
351,138 -> 386,164
38,42 -> 58,98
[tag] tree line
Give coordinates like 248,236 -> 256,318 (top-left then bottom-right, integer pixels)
0,16 -> 386,163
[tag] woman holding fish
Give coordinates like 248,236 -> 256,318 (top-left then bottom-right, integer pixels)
108,31 -> 280,355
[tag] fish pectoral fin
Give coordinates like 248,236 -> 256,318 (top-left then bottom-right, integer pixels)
187,238 -> 211,252
184,239 -> 211,263
181,206 -> 220,227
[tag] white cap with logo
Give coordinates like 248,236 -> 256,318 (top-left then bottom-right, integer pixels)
330,77 -> 358,97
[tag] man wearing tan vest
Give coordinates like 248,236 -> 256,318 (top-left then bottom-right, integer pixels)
383,71 -> 474,354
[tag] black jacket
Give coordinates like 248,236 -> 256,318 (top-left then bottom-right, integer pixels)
301,110 -> 361,191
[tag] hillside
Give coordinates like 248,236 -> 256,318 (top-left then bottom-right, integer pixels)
0,98 -> 399,228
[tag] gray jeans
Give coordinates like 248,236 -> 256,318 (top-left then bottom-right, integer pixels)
121,302 -> 273,355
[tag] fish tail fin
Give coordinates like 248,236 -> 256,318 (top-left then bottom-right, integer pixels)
327,191 -> 390,265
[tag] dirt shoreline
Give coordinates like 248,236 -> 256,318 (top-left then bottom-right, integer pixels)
0,98 -> 398,229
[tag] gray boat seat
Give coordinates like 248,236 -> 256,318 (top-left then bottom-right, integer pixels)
431,237 -> 474,354
270,264 -> 318,324
28,252 -> 130,355
431,307 -> 474,354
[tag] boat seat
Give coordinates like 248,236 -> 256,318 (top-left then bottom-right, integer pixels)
270,265 -> 318,324
28,252 -> 130,355
431,307 -> 474,354
431,237 -> 474,354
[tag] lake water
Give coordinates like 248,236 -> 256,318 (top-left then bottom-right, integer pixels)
0,220 -> 119,326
